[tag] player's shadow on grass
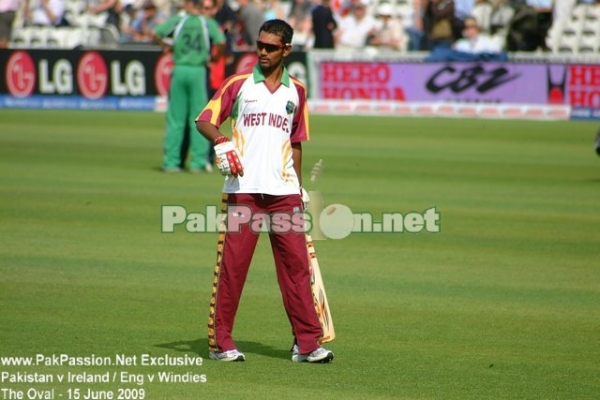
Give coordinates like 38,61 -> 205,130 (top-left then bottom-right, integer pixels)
154,339 -> 290,360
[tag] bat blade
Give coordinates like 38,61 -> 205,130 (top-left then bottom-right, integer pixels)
306,234 -> 335,343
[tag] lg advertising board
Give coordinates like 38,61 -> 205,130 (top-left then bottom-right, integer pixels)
0,49 -> 175,110
0,49 -> 309,111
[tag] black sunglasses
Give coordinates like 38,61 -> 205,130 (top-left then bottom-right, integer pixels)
256,40 -> 288,53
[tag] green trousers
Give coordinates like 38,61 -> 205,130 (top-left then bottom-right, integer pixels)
163,65 -> 209,170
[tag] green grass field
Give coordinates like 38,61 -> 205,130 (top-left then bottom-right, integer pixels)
1,109 -> 599,399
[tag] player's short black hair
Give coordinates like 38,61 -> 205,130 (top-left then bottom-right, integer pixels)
259,19 -> 293,46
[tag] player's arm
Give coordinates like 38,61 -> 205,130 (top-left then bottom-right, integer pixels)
196,75 -> 245,177
207,18 -> 226,64
88,0 -> 117,14
195,73 -> 245,141
210,43 -> 226,64
290,78 -> 310,200
197,122 -> 243,177
153,16 -> 179,49
293,141 -> 310,208
292,143 -> 303,187
196,120 -> 243,178
40,0 -> 62,25
196,121 -> 225,144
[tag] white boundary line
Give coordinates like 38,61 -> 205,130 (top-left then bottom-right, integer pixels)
307,100 -> 572,120
154,97 -> 571,120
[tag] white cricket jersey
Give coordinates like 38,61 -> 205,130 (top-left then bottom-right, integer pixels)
196,64 -> 310,195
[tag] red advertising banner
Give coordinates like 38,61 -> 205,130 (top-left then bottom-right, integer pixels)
568,64 -> 600,108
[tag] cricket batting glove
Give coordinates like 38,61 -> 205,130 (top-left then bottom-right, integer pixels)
214,137 -> 244,177
301,187 -> 310,210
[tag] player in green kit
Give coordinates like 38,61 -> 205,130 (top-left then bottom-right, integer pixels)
154,0 -> 226,173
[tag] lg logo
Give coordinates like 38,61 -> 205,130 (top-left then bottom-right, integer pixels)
5,51 -> 109,98
154,53 -> 174,97
5,51 -> 36,98
77,52 -> 108,99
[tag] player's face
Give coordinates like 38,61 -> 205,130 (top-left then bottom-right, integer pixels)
463,20 -> 479,39
202,1 -> 215,16
256,32 -> 291,73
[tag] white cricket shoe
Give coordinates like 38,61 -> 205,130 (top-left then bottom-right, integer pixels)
209,349 -> 245,362
291,345 -> 334,363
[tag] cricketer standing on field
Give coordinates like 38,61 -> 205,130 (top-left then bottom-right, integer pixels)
195,19 -> 334,363
153,0 -> 225,173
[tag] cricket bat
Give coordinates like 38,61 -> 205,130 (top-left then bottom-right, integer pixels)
306,233 -> 335,343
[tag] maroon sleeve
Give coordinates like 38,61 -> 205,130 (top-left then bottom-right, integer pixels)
195,71 -> 251,126
290,77 -> 310,143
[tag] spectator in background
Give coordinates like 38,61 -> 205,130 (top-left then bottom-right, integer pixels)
453,0 -> 475,39
24,0 -> 65,26
87,0 -> 120,30
453,15 -> 500,52
129,0 -> 167,43
488,0 -> 513,48
119,2 -> 140,43
526,0 -> 552,51
263,0 -> 286,20
311,0 -> 337,49
423,0 -> 455,50
287,0 -> 313,48
337,0 -> 357,17
426,12 -> 506,59
0,0 -> 19,48
471,0 -> 493,33
237,0 -> 265,48
335,0 -> 378,51
152,0 -> 177,18
368,2 -> 406,51
214,0 -> 237,53
405,0 -> 425,50
505,0 -> 539,51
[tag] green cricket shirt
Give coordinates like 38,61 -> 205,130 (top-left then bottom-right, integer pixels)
154,13 -> 225,66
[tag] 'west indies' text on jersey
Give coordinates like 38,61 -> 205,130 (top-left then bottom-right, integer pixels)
196,64 -> 309,195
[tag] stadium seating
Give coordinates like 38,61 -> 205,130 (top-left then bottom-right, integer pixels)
9,27 -> 34,47
578,31 -> 600,54
6,0 -> 600,55
9,0 -> 118,49
546,3 -> 600,55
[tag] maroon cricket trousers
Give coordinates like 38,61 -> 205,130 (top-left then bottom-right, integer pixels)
207,193 -> 323,354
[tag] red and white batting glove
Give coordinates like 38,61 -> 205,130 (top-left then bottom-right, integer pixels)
214,136 -> 244,177
301,187 -> 310,210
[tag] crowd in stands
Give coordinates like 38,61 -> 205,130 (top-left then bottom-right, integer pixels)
1,0 -> 600,54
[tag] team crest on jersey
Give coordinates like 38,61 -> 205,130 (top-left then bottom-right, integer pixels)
285,101 -> 296,115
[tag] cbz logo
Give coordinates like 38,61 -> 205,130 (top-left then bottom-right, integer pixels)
426,65 -> 521,94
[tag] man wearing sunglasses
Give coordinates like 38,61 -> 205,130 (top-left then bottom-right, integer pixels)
196,19 -> 334,364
